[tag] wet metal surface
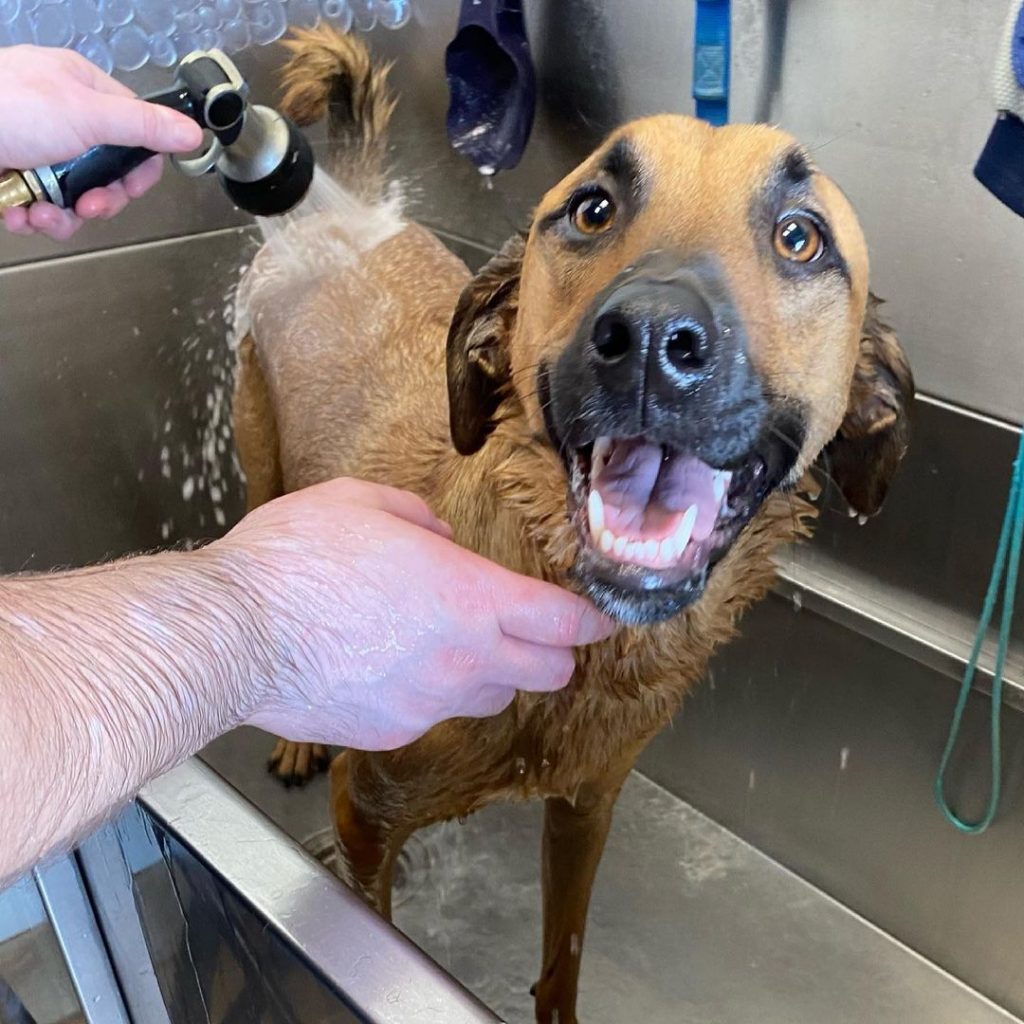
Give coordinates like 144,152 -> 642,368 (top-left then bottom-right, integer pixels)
201,732 -> 1016,1024
141,759 -> 498,1023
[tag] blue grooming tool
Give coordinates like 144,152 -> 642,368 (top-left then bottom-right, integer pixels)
444,0 -> 536,175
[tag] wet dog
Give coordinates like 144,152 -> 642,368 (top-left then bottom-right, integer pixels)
233,28 -> 913,1024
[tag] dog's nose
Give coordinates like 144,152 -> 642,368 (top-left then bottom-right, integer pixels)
589,278 -> 718,399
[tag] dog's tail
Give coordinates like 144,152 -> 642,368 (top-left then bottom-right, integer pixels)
278,26 -> 396,202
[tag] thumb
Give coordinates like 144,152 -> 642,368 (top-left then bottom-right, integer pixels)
489,565 -> 615,648
81,93 -> 204,153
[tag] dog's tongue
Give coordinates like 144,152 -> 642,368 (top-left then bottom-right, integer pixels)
592,438 -> 723,543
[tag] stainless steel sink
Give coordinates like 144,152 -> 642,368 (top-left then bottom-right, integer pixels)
202,727 -> 1020,1024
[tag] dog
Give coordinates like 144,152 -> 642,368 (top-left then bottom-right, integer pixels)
232,27 -> 913,1024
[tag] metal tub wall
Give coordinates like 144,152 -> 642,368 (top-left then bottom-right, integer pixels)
1,0 -> 1023,1019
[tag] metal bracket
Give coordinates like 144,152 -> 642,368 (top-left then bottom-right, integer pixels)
33,855 -> 132,1024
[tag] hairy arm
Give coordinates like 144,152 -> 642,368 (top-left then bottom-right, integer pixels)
0,547 -> 264,887
0,479 -> 611,889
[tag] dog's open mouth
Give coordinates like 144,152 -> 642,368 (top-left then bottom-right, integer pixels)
564,434 -> 791,623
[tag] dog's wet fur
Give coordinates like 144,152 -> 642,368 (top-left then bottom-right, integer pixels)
235,28 -> 913,1024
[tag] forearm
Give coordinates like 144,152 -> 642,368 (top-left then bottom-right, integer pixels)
0,547 -> 266,887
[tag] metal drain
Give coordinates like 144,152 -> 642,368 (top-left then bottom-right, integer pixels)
302,827 -> 438,909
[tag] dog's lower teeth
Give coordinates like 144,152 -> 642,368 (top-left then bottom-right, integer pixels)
589,501 -> 701,570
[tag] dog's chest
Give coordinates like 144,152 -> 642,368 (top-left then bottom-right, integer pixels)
507,647 -> 696,797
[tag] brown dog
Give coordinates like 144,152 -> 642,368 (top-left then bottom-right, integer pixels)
233,28 -> 913,1024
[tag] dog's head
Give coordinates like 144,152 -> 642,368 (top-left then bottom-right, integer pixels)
447,115 -> 913,625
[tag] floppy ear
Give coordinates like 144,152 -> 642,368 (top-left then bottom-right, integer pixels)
446,234 -> 526,455
822,294 -> 915,517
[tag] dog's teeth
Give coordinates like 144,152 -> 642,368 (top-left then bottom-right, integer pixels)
642,540 -> 659,563
675,504 -> 699,552
599,529 -> 614,553
613,535 -> 627,557
713,471 -> 732,504
659,537 -> 677,563
625,540 -> 642,562
592,436 -> 612,472
587,488 -> 605,538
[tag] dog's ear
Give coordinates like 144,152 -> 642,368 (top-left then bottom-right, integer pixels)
822,294 -> 914,517
446,234 -> 525,455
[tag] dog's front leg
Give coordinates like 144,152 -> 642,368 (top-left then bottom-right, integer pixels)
532,765 -> 633,1024
329,749 -> 408,919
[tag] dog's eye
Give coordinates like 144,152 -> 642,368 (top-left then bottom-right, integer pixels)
569,189 -> 617,235
773,213 -> 824,263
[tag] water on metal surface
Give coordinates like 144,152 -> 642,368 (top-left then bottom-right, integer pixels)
302,772 -> 1015,1024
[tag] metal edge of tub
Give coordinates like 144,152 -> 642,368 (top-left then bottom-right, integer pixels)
139,758 -> 503,1024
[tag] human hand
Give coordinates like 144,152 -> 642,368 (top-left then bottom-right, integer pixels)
216,478 -> 614,750
0,45 -> 203,240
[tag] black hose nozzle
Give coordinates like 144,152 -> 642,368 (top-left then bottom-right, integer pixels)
0,49 -> 316,219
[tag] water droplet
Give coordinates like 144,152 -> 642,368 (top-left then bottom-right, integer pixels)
31,4 -> 73,45
75,31 -> 113,72
0,0 -> 20,27
110,23 -> 150,70
148,32 -> 177,66
791,591 -> 802,612
373,0 -> 408,29
857,514 -> 868,526
319,0 -> 351,28
172,27 -> 200,55
477,164 -> 496,177
220,14 -> 248,48
248,0 -> 285,43
195,3 -> 219,28
70,0 -> 101,34
135,0 -> 175,32
99,0 -> 132,27
514,757 -> 526,776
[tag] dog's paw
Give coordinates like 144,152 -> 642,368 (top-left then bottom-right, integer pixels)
266,739 -> 332,787
534,1005 -> 578,1024
532,978 -> 578,1024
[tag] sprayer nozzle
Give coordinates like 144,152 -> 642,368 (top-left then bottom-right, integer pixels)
219,115 -> 315,218
0,170 -> 40,213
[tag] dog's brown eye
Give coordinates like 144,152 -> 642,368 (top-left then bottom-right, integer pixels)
773,214 -> 823,263
570,190 -> 616,235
